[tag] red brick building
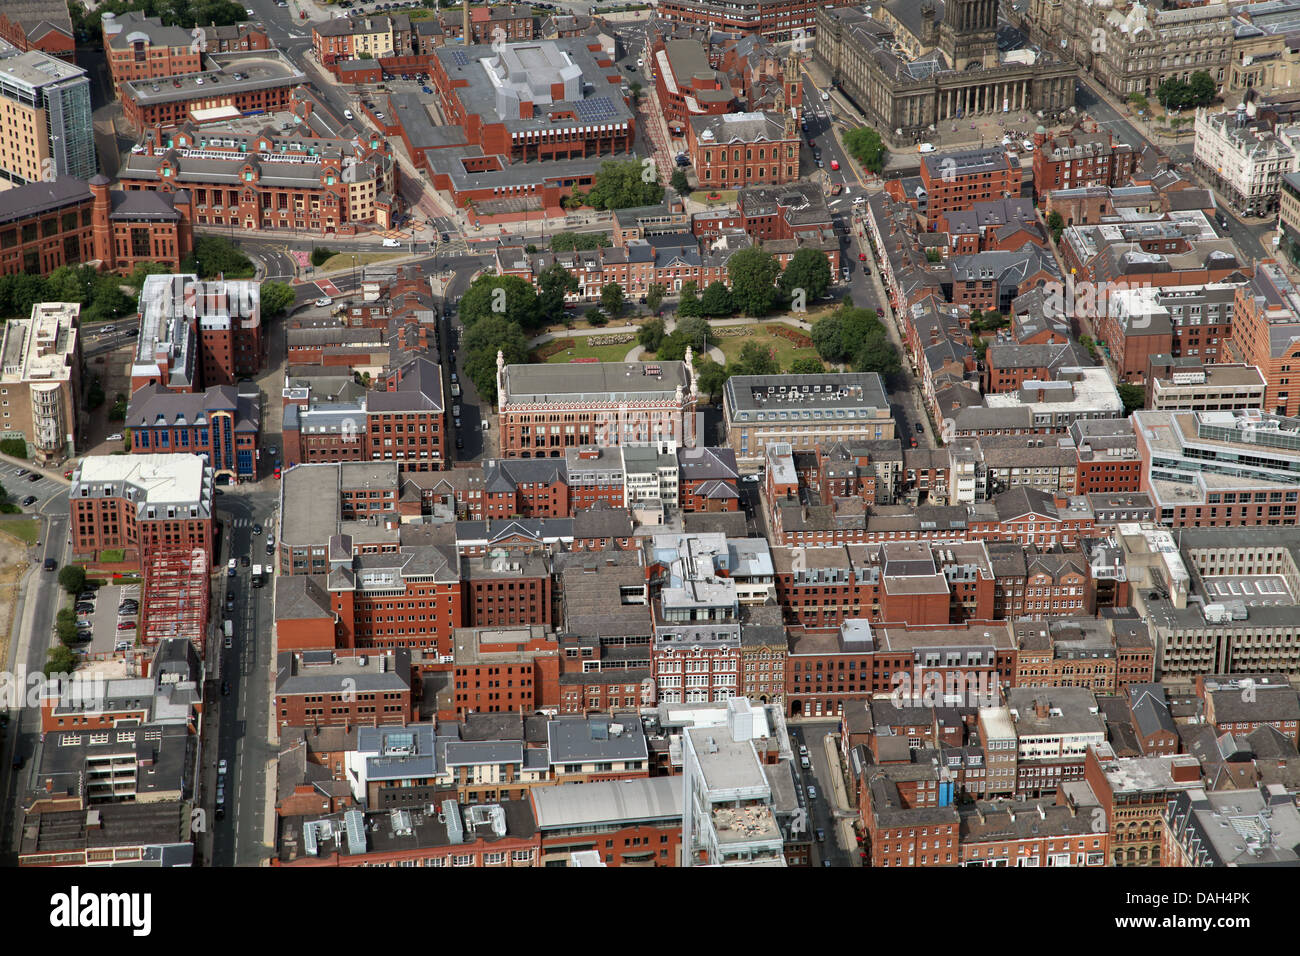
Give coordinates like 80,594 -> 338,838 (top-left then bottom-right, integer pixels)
650,38 -> 738,135
283,358 -> 446,473
677,446 -> 739,512
916,146 -> 1025,230
532,777 -> 682,866
564,447 -> 625,512
0,174 -> 191,279
70,454 -> 214,570
1030,128 -> 1136,198
104,15 -> 201,95
463,555 -> 554,628
449,625 -> 561,718
688,110 -> 800,189
275,648 -> 414,728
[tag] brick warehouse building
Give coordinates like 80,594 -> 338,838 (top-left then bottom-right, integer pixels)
70,454 -> 215,570
282,358 -> 445,473
0,174 -> 191,279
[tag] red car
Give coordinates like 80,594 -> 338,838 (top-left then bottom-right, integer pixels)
117,621 -> 136,630
63,469 -> 72,479
858,253 -> 867,261
830,159 -> 840,171
273,467 -> 281,479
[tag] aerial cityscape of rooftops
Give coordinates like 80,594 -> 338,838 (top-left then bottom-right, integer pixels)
1,0 -> 1300,883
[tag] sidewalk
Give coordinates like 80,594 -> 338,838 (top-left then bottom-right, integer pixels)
819,730 -> 863,867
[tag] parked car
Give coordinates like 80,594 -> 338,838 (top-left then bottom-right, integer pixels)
117,621 -> 136,630
221,680 -> 230,697
21,495 -> 36,506
343,109 -> 355,120
240,556 -> 251,568
807,785 -> 817,799
15,469 -> 28,478
218,759 -> 228,775
314,297 -> 332,308
26,473 -> 40,483
273,466 -> 281,479
106,433 -> 123,442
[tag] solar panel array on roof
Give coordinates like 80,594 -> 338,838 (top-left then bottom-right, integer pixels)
575,96 -> 617,122
451,49 -> 470,66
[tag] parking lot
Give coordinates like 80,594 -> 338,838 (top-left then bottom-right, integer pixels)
0,461 -> 69,514
76,583 -> 141,657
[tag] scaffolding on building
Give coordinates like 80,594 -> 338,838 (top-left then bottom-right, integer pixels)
141,548 -> 211,652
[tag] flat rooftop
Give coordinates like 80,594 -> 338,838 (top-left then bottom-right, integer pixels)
73,454 -> 211,509
124,51 -> 304,104
1201,574 -> 1295,606
725,373 -> 889,417
686,725 -> 768,797
503,361 -> 689,404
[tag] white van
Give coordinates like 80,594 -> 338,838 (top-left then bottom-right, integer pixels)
382,238 -> 401,248
917,142 -> 936,154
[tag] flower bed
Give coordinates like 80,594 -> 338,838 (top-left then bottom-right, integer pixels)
770,324 -> 813,348
585,333 -> 636,346
534,338 -> 577,360
714,326 -> 753,338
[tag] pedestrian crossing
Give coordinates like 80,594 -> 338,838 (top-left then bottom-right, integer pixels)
229,518 -> 254,529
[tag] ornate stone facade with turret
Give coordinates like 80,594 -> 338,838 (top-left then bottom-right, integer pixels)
813,0 -> 1076,147
1015,0 -> 1233,102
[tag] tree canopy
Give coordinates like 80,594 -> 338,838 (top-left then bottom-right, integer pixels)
1155,71 -> 1217,111
779,249 -> 833,302
260,281 -> 295,319
584,159 -> 665,210
536,262 -> 579,325
462,314 -> 530,405
843,127 -> 887,175
458,274 -> 540,331
726,248 -> 782,317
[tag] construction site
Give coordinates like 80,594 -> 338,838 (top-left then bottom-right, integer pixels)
140,548 -> 211,652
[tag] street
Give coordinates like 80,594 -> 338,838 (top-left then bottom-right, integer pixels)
206,484 -> 281,867
788,721 -> 859,867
